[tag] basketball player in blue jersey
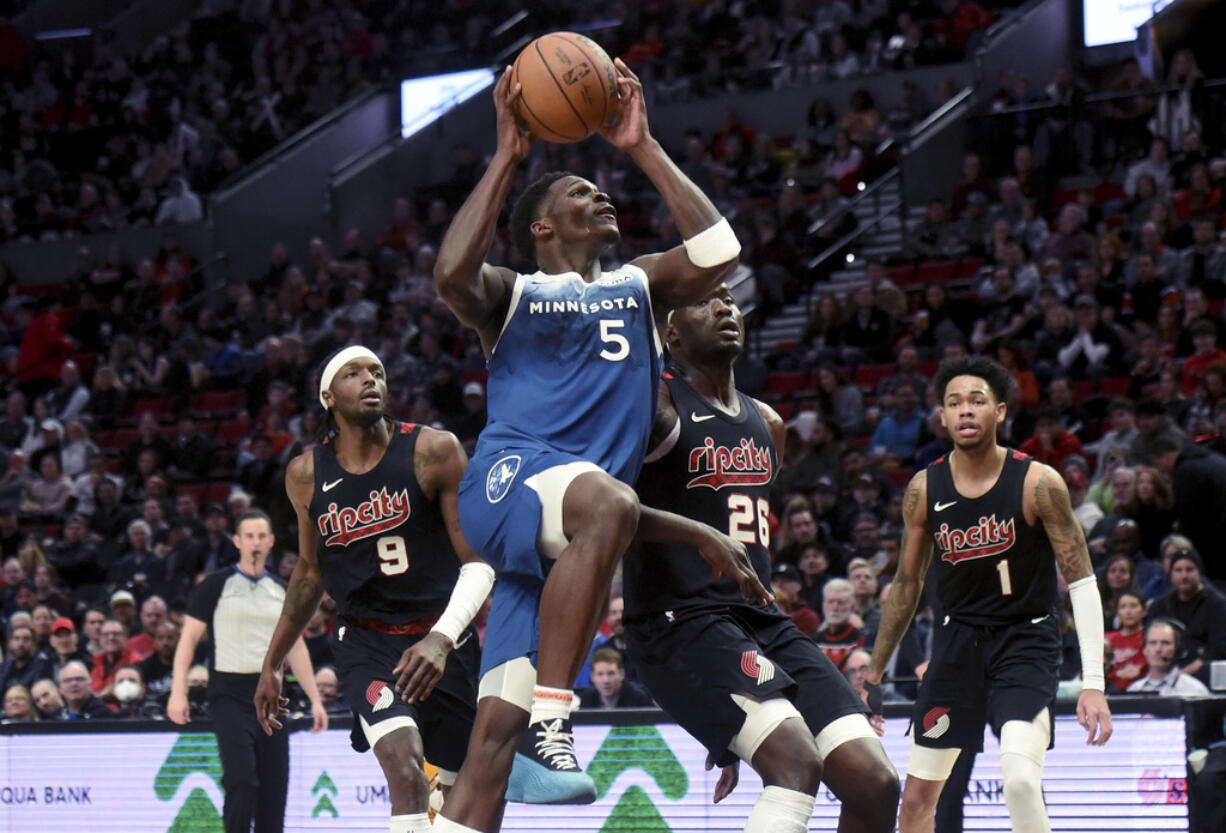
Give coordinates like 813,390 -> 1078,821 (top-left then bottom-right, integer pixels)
865,356 -> 1113,833
626,283 -> 899,833
432,61 -> 767,832
255,346 -> 495,833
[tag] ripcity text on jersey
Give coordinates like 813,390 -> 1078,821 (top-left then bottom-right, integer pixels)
310,421 -> 458,624
478,265 -> 664,484
626,369 -> 779,619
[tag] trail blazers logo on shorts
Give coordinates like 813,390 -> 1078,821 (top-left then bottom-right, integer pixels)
366,681 -> 394,712
740,650 -> 775,685
486,455 -> 521,504
317,487 -> 411,547
933,514 -> 1016,563
922,706 -> 951,739
687,437 -> 773,490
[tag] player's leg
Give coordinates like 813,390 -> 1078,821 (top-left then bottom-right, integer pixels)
898,750 -> 958,833
253,717 -> 290,833
998,710 -> 1052,833
763,617 -> 898,833
209,695 -> 260,833
371,727 -> 433,832
435,657 -> 536,832
521,466 -> 638,780
733,701 -> 822,833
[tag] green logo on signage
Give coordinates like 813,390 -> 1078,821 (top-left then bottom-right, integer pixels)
588,725 -> 688,832
154,733 -> 224,832
311,770 -> 339,818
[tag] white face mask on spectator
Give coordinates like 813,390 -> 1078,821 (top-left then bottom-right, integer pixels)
114,679 -> 142,704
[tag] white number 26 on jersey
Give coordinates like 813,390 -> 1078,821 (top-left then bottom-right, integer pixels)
377,535 -> 409,576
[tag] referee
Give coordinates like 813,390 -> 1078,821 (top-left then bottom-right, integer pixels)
168,509 -> 328,833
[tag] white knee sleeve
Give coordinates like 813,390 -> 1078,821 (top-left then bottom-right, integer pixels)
813,713 -> 880,764
905,742 -> 961,782
728,694 -> 803,763
743,785 -> 814,833
999,710 -> 1051,833
389,813 -> 431,833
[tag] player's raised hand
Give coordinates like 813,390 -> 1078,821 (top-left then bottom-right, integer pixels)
693,525 -> 773,607
704,752 -> 739,803
254,667 -> 289,735
393,631 -> 452,704
493,66 -> 534,162
599,58 -> 651,151
1077,688 -> 1113,746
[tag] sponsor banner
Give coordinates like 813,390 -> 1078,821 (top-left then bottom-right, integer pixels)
0,715 -> 1187,831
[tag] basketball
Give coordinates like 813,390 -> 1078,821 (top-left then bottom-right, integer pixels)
512,32 -> 619,144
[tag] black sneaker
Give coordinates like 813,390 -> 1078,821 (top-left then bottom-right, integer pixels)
505,717 -> 597,804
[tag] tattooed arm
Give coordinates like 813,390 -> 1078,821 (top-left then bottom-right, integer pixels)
1029,462 -> 1113,745
867,470 -> 933,686
255,450 -> 326,734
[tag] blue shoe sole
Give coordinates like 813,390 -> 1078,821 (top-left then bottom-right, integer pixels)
506,752 -> 598,805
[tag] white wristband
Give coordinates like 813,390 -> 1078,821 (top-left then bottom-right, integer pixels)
431,561 -> 496,645
1068,575 -> 1105,691
683,217 -> 740,268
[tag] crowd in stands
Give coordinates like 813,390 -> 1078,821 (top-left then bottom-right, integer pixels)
3,10 -> 1225,721
0,0 -> 1013,245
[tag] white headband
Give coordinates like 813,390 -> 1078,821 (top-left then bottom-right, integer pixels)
319,346 -> 384,409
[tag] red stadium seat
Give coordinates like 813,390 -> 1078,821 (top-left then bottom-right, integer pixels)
177,482 -> 208,503
1052,188 -> 1079,210
215,418 -> 253,444
204,482 -> 234,505
1093,182 -> 1126,205
886,265 -> 916,287
763,371 -> 812,398
775,339 -> 799,352
192,390 -> 241,418
890,468 -> 911,490
853,364 -> 893,391
774,401 -> 795,421
1098,377 -> 1130,397
916,261 -> 957,283
459,368 -> 489,385
1072,380 -> 1094,402
958,257 -> 985,278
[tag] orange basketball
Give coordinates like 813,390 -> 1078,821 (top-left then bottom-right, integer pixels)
512,32 -> 619,144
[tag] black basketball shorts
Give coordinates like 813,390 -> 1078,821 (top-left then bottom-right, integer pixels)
333,618 -> 479,773
911,612 -> 1061,752
626,605 -> 867,768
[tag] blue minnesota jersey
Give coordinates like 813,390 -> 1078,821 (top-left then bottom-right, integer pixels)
478,265 -> 663,485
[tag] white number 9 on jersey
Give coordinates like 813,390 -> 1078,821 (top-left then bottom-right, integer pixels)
377,535 -> 409,575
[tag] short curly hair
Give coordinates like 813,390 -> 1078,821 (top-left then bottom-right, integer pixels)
933,356 -> 1013,404
510,170 -> 573,262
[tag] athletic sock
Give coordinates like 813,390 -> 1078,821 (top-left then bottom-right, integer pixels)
389,813 -> 432,833
743,785 -> 815,833
528,685 -> 574,725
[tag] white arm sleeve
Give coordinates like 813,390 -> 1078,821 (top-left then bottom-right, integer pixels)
683,217 -> 741,268
431,561 -> 496,644
1068,575 -> 1105,691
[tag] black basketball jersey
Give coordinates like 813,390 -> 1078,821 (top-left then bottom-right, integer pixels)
925,449 -> 1058,626
625,370 -> 782,620
309,421 -> 458,624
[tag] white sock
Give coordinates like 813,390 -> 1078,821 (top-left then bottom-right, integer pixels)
390,813 -> 432,833
431,816 -> 481,833
529,685 -> 573,724
743,785 -> 815,833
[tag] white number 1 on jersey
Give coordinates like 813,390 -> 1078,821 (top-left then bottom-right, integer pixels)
996,558 -> 1013,596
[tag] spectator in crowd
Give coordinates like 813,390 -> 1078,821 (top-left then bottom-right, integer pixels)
165,414 -> 215,482
139,620 -> 179,703
3,683 -> 38,723
31,678 -> 66,721
1126,620 -> 1210,696
1020,405 -> 1085,471
47,360 -> 89,424
1126,139 -> 1172,198
1181,321 -> 1226,396
0,622 -> 54,694
110,664 -> 161,718
1062,456 -> 1103,534
814,578 -> 865,670
106,520 -> 166,603
21,453 -> 72,518
58,660 -> 112,719
1105,590 -> 1148,692
841,283 -> 894,363
1145,548 -> 1226,686
771,562 -> 821,636
841,648 -> 885,735
815,364 -> 866,437
1131,397 -> 1187,465
314,666 -> 346,715
1178,218 -> 1226,296
847,558 -> 881,638
867,379 -> 924,464
590,595 -> 636,682
125,595 -> 168,661
48,616 -> 90,676
122,412 -> 173,477
1085,399 -> 1138,476
578,648 -> 653,710
1149,435 -> 1226,583
90,617 -> 136,699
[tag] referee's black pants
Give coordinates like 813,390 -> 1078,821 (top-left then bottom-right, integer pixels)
210,693 -> 289,833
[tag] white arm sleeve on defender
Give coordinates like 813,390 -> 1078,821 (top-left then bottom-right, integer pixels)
431,561 -> 496,644
1068,575 -> 1105,691
683,217 -> 741,268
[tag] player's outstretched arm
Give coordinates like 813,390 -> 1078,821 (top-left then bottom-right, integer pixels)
1030,463 -> 1113,746
434,66 -> 527,351
635,506 -> 772,607
394,428 -> 495,703
866,471 -> 933,698
601,59 -> 740,312
256,453 -> 327,735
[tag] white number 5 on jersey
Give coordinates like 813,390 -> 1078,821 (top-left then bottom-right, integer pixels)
599,319 -> 630,361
